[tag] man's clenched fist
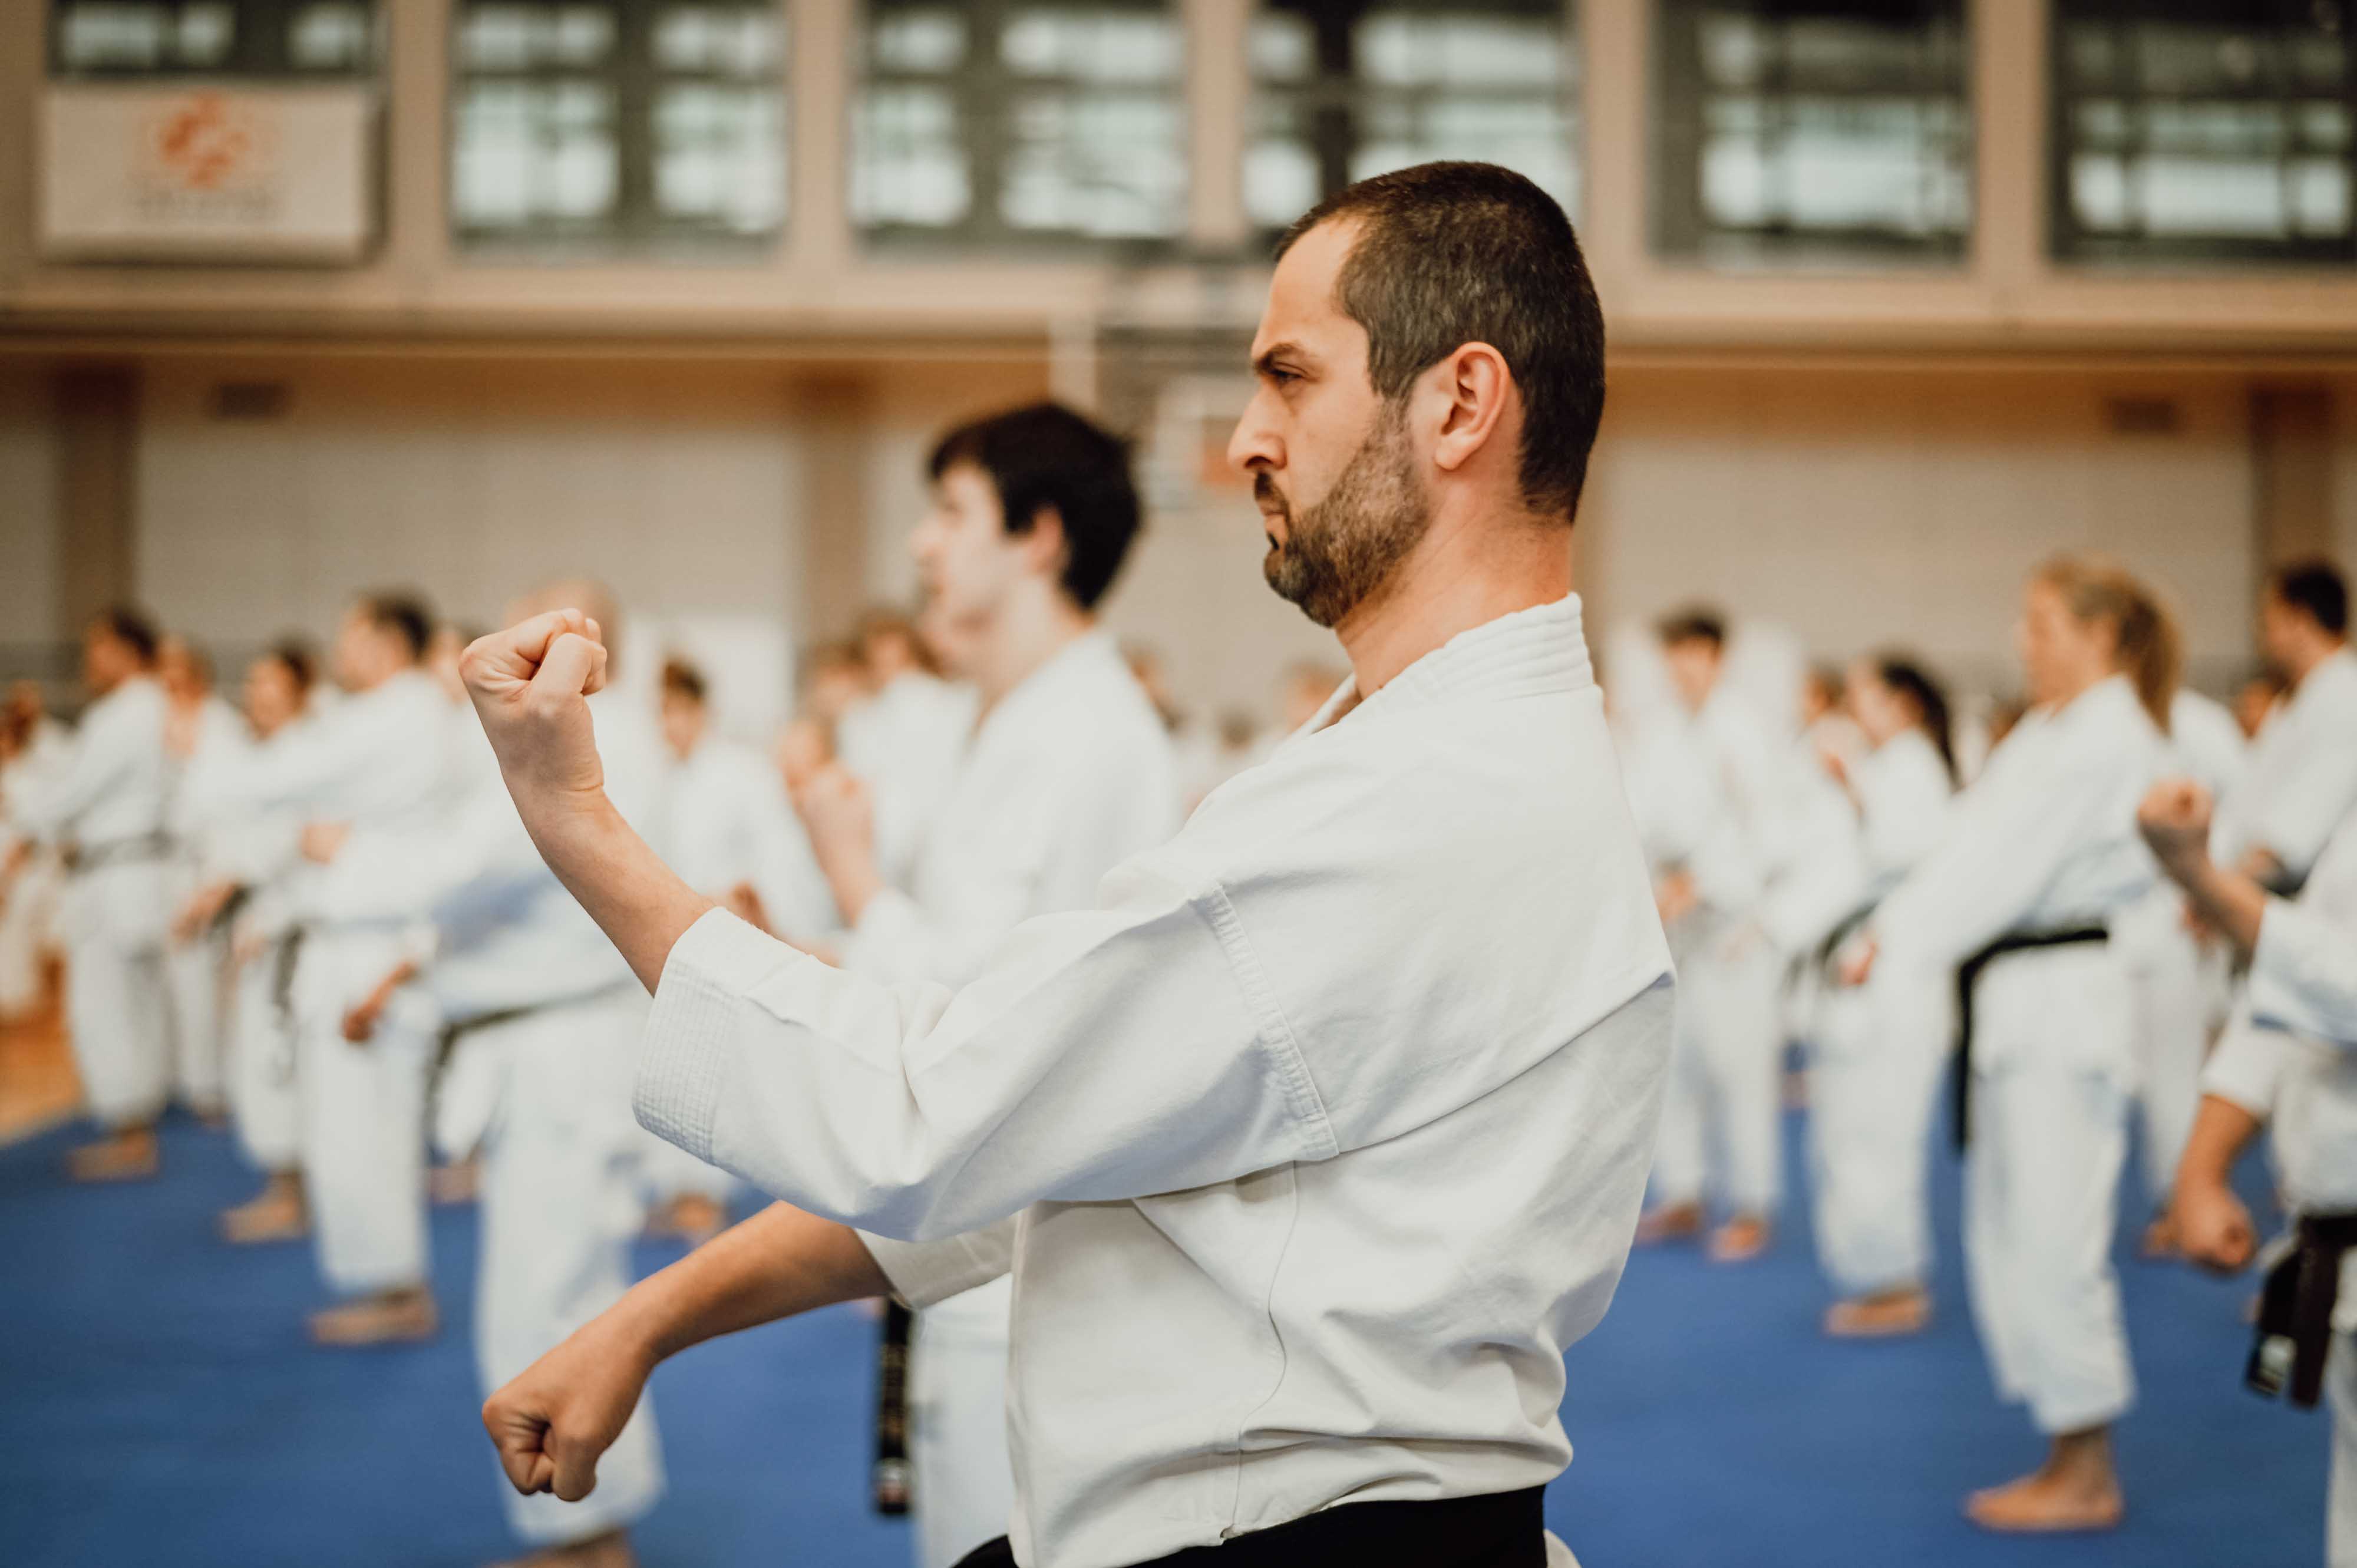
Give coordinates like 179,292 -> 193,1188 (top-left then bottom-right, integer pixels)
483,1314 -> 655,1504
461,609 -> 610,809
2137,777 -> 2214,880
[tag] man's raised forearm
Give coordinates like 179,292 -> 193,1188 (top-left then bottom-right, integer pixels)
2171,854 -> 2270,959
2172,1093 -> 2262,1203
606,1201 -> 893,1366
511,786 -> 712,992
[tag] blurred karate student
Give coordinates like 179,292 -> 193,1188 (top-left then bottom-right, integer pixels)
474,160 -> 1669,1568
329,580 -> 669,1568
2121,679 -> 2246,1253
839,607 -> 975,890
1843,557 -> 2176,1531
4,609 -> 173,1180
2214,560 -> 2357,895
210,593 -> 454,1343
188,641 -> 325,1243
158,636 -> 249,1123
783,403 -> 1181,1568
1807,655 -> 1956,1336
0,682 -> 72,1021
642,653 -> 831,1242
1637,609 -> 1814,1262
2142,778 -> 2357,1568
2236,669 -> 2286,742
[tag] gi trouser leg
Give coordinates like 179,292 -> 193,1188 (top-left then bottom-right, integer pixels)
476,993 -> 664,1546
912,1275 -> 1017,1568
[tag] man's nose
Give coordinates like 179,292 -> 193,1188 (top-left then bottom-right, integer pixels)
1227,397 -> 1280,476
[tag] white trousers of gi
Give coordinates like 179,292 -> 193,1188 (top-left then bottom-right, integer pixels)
227,940 -> 301,1173
1807,964 -> 1950,1298
164,910 -> 229,1113
1963,946 -> 2136,1435
59,862 -> 173,1130
295,930 -> 433,1296
0,850 -> 61,1018
1652,918 -> 1784,1217
911,1274 -> 1016,1568
474,991 -> 665,1547
2330,1334 -> 2357,1568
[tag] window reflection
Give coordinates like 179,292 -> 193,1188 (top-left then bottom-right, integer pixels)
2054,0 -> 2356,265
856,0 -> 1187,250
51,0 -> 378,76
449,0 -> 788,252
1246,1 -> 1579,235
1655,0 -> 1971,266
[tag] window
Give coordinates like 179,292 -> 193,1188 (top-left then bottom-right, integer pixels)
451,1 -> 787,253
50,0 -> 378,77
1653,0 -> 1971,266
1246,1 -> 1578,236
854,1 -> 1187,250
2054,0 -> 2356,266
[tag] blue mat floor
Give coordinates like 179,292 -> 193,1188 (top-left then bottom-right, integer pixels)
0,1102 -> 2317,1568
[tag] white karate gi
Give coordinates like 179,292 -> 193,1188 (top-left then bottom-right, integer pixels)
1871,675 -> 2166,1434
187,715 -> 321,1175
8,678 -> 174,1130
2216,647 -> 2357,886
2119,688 -> 2248,1209
315,692 -> 669,1548
1809,727 -> 1953,1298
217,669 -> 454,1296
839,670 -> 979,891
2200,800 -> 2357,1568
161,697 -> 251,1114
633,596 -> 1671,1568
839,632 -> 1179,1568
641,734 -> 836,1206
0,718 -> 72,1018
1642,688 -> 1824,1222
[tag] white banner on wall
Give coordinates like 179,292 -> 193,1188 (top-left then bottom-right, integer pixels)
40,84 -> 378,263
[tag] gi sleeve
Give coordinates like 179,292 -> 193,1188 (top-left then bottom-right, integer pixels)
9,705 -> 132,842
2203,1010 -> 2292,1121
860,1218 -> 1019,1308
633,856 -> 1335,1244
2249,904 -> 2357,1049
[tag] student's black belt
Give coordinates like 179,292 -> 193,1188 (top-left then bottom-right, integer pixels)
65,833 -> 173,873
2249,1212 -> 2357,1410
953,1486 -> 1549,1568
1950,926 -> 2110,1150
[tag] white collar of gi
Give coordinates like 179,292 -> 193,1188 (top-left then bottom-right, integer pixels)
1302,593 -> 1594,736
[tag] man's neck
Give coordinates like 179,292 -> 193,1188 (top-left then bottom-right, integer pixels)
966,597 -> 1092,710
1333,514 -> 1571,701
2286,636 -> 2347,690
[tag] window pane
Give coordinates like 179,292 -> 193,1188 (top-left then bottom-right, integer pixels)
857,1 -> 1184,250
451,1 -> 788,252
2052,1 -> 2357,265
1247,1 -> 1579,235
54,1 -> 382,77
1655,0 -> 1970,266
290,2 -> 372,70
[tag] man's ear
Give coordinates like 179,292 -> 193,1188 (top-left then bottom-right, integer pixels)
1430,343 -> 1513,477
1021,504 -> 1072,582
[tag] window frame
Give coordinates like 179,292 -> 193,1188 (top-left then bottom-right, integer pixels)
48,0 -> 382,80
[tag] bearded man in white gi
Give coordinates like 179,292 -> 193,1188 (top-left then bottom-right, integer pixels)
471,162 -> 1670,1568
2145,777 -> 2357,1568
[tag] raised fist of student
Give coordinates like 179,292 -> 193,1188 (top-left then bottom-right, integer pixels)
299,821 -> 351,866
793,762 -> 876,874
461,609 -> 609,809
483,1313 -> 655,1504
2171,1181 -> 2256,1275
2136,778 -> 2214,879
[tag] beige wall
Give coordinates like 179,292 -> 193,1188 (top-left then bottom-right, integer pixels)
1587,366 -> 2270,700
0,365 -> 60,653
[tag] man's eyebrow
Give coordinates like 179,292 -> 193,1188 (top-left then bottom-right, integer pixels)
1252,341 -> 1313,377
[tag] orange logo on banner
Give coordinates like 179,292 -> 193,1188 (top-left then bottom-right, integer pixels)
148,93 -> 258,191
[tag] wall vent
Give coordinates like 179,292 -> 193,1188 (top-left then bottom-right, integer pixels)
2104,396 -> 2181,436
210,381 -> 291,421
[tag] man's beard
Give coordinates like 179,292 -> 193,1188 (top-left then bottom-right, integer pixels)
1257,400 -> 1432,630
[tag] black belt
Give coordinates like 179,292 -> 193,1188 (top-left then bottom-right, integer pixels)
872,1299 -> 913,1515
1951,926 -> 2110,1150
2249,1212 -> 2357,1410
954,1486 -> 1547,1568
66,833 -> 173,873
